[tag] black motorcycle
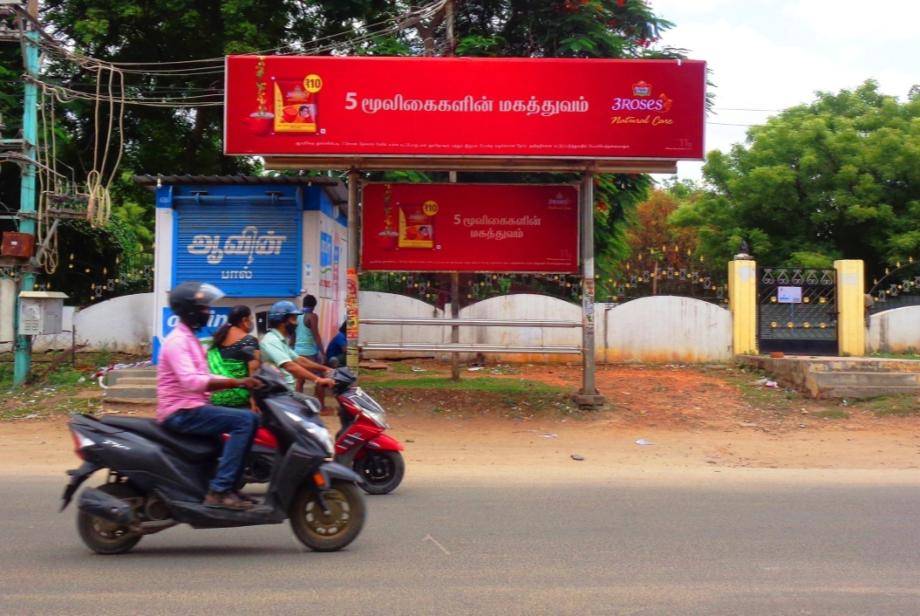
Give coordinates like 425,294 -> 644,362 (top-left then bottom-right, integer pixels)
61,365 -> 366,554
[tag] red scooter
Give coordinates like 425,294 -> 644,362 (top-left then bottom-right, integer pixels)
242,367 -> 405,495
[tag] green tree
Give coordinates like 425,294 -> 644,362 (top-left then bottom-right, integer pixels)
672,81 -> 920,278
2,0 -> 679,304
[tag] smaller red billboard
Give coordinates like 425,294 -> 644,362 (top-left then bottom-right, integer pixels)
361,183 -> 579,273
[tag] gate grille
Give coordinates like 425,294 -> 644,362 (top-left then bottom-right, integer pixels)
758,267 -> 837,355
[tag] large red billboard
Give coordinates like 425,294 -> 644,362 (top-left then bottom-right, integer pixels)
225,56 -> 705,160
361,183 -> 579,273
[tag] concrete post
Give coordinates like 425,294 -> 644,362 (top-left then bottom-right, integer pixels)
574,172 -> 605,409
345,169 -> 360,370
450,272 -> 460,380
835,259 -> 865,357
728,259 -> 758,356
0,277 -> 14,345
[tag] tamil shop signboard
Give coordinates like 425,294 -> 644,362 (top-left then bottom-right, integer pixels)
361,183 -> 579,273
172,200 -> 301,297
224,56 -> 706,161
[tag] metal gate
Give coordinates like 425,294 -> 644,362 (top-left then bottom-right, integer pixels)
758,267 -> 837,355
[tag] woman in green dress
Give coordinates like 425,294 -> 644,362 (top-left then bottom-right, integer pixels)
207,305 -> 260,408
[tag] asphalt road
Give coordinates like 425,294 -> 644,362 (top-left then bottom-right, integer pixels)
1,474 -> 919,615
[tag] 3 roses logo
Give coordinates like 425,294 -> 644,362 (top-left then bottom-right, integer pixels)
610,81 -> 674,126
610,81 -> 673,112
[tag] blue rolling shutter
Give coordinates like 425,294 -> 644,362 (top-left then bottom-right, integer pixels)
173,201 -> 301,297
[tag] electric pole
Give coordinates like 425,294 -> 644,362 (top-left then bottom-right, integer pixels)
13,0 -> 39,387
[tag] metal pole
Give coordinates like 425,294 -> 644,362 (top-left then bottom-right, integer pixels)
13,1 -> 40,387
345,169 -> 360,370
445,0 -> 456,56
575,171 -> 605,409
450,272 -> 460,380
446,2 -> 459,379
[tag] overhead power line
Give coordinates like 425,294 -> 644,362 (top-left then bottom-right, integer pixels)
16,0 -> 449,75
709,122 -> 757,127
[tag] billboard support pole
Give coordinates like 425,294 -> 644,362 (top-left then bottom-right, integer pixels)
574,171 -> 605,409
448,169 -> 460,381
345,169 -> 361,371
450,272 -> 460,380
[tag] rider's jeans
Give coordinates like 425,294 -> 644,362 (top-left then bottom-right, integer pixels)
163,405 -> 258,493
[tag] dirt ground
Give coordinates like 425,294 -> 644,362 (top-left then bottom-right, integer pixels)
2,361 -> 918,480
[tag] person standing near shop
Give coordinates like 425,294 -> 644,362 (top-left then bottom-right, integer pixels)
294,295 -> 327,405
261,300 -> 334,395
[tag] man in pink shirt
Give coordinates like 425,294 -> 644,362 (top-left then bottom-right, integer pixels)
158,282 -> 261,511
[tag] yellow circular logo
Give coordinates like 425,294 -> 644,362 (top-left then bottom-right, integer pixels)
422,200 -> 439,216
304,74 -> 323,93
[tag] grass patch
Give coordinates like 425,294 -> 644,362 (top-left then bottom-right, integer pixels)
0,350 -> 145,421
732,377 -> 803,412
869,351 -> 920,361
366,376 -> 567,395
386,362 -> 430,375
365,374 -> 581,419
866,395 -> 920,417
814,409 -> 850,419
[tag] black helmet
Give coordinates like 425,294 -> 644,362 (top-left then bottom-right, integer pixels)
169,281 -> 224,329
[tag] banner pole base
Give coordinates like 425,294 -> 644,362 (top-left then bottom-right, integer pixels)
572,392 -> 606,410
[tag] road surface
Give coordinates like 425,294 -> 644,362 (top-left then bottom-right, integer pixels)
1,472 -> 918,615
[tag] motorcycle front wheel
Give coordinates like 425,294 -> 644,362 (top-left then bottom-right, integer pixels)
76,483 -> 143,555
289,480 -> 365,552
355,451 -> 405,495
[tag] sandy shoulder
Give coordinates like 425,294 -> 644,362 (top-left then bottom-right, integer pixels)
2,413 -> 920,487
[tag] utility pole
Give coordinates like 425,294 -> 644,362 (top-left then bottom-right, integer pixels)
574,171 -> 605,409
445,0 -> 455,56
345,168 -> 360,371
445,0 -> 460,380
13,0 -> 39,387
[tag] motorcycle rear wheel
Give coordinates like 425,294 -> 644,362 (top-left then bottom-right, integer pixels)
355,451 -> 405,495
76,483 -> 143,555
289,480 -> 365,552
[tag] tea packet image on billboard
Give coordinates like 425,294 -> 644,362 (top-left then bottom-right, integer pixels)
273,78 -> 317,133
398,200 -> 437,249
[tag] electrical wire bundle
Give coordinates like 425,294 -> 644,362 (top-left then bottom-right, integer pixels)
5,0 -> 450,273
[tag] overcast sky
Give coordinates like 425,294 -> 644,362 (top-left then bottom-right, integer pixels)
650,0 -> 920,182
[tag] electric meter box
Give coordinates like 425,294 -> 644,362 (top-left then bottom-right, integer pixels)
18,291 -> 68,335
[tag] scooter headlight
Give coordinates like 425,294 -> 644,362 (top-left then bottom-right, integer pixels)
284,411 -> 335,455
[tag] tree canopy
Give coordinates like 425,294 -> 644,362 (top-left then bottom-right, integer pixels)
672,81 -> 920,279
1,0 -> 679,303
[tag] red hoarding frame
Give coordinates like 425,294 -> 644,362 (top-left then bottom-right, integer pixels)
225,56 -> 706,162
361,183 -> 580,274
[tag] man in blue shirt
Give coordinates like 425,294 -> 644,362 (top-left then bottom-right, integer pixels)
325,321 -> 347,367
260,301 -> 334,391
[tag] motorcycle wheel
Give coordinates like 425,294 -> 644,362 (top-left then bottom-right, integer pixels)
289,480 -> 366,552
76,483 -> 143,555
354,451 -> 405,495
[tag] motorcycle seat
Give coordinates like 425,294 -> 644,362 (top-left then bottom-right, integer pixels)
100,416 -> 221,463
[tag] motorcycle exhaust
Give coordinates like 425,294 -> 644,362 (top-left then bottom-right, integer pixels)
78,488 -> 136,526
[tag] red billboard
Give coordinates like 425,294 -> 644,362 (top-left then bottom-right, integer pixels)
361,183 -> 579,273
225,56 -> 705,160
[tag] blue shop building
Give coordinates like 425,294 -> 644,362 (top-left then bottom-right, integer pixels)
138,176 -> 348,362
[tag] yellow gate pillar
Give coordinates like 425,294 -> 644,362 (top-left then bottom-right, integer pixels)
728,259 -> 758,355
834,259 -> 865,356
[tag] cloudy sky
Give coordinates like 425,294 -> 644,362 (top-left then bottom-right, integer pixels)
651,0 -> 920,181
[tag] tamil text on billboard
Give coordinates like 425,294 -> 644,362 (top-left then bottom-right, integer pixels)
361,183 -> 578,273
225,56 -> 705,160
